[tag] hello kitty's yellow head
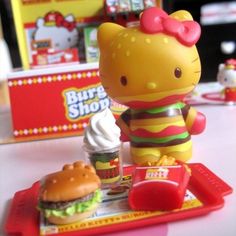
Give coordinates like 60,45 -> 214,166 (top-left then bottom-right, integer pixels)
98,7 -> 201,109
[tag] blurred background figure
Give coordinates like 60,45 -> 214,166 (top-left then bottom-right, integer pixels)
0,14 -> 12,108
0,13 -> 13,142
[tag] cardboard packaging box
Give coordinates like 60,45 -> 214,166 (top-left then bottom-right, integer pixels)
84,27 -> 100,63
11,0 -> 104,69
8,63 -> 126,140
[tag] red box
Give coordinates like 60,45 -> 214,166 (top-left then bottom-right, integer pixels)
8,63 -> 125,140
128,165 -> 191,211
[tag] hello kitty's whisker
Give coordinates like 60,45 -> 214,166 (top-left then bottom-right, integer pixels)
192,57 -> 199,63
194,70 -> 201,73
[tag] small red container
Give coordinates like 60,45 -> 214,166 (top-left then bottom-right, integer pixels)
128,165 -> 191,211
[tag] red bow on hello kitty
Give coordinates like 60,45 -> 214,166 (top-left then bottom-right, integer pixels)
140,7 -> 201,47
44,12 -> 76,31
55,14 -> 76,31
225,59 -> 236,69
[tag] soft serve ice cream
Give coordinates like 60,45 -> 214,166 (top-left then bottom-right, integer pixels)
83,108 -> 121,152
83,108 -> 122,188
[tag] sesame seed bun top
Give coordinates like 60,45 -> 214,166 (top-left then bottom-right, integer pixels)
39,161 -> 101,202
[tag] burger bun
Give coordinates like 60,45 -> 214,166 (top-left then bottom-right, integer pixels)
46,203 -> 99,225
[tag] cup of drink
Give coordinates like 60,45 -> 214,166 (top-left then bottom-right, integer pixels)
83,108 -> 123,189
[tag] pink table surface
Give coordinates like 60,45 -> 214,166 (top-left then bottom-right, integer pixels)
0,104 -> 236,236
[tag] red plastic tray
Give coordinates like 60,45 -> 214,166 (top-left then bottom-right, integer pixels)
4,163 -> 233,236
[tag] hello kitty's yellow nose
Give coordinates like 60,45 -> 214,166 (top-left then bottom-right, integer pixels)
146,82 -> 157,90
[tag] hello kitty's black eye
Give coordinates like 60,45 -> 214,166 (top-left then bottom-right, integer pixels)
174,67 -> 182,78
120,76 -> 128,86
67,37 -> 71,42
224,78 -> 228,82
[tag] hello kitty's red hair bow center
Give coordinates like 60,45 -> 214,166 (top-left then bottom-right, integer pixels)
140,7 -> 201,47
55,14 -> 76,32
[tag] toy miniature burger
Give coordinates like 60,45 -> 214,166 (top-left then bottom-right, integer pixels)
38,161 -> 102,225
83,108 -> 123,189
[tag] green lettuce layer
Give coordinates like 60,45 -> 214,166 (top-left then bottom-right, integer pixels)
39,189 -> 102,218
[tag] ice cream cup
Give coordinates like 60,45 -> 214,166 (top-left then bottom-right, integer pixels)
84,144 -> 123,189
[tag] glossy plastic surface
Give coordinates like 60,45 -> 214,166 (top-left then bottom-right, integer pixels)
217,58 -> 236,103
97,7 -> 206,165
4,163 -> 232,236
128,165 -> 190,211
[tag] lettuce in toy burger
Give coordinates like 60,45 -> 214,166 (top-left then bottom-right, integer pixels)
38,161 -> 102,225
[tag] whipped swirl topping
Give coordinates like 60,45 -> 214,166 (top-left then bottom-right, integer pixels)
83,108 -> 121,152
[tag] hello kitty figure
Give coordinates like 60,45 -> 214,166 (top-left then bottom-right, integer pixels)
33,11 -> 78,51
217,59 -> 236,104
98,7 -> 206,165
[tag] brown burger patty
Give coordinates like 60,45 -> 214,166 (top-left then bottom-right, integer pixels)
40,192 -> 94,210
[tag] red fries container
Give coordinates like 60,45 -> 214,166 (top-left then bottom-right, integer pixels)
128,164 -> 191,211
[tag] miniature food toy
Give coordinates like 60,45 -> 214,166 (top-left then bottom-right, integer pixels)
98,7 -> 206,165
128,164 -> 191,211
83,108 -> 121,152
217,58 -> 236,104
83,108 -> 123,188
142,155 -> 177,167
38,161 -> 102,225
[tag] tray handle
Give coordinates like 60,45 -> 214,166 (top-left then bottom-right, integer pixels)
4,182 -> 40,236
189,163 -> 233,199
